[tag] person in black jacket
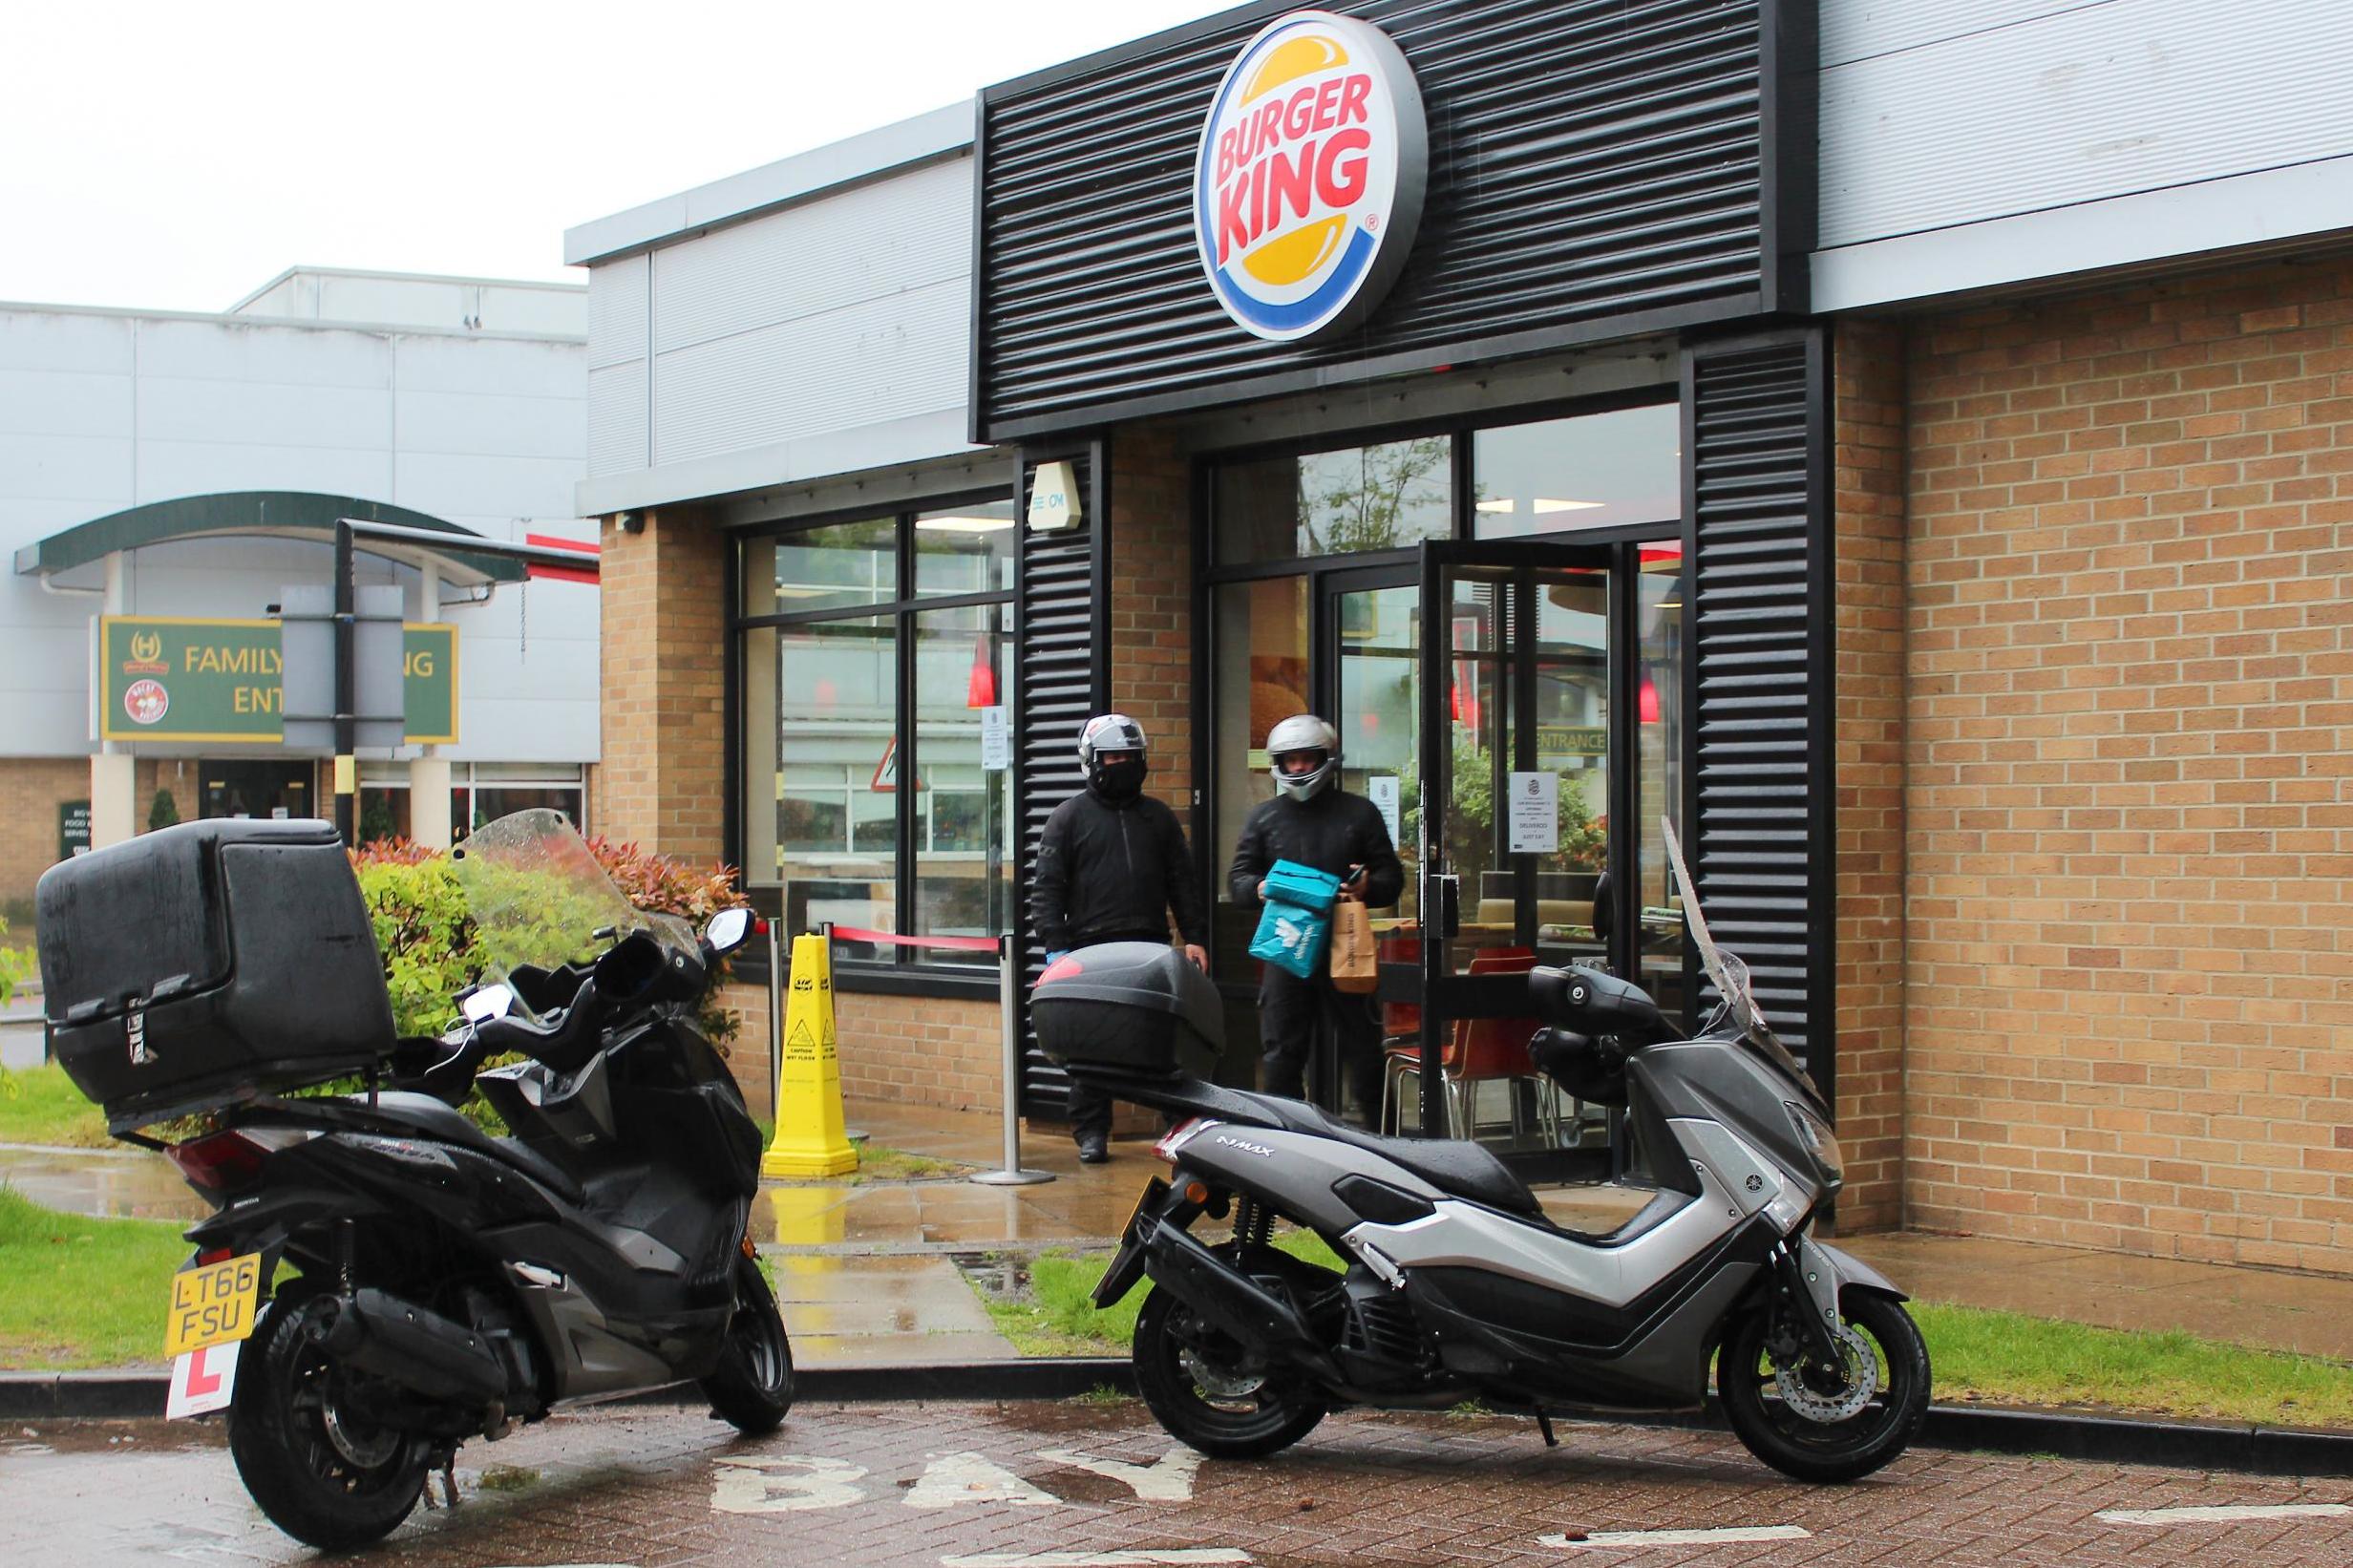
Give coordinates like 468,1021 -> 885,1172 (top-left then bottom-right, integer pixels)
1030,712 -> 1208,1161
1227,714 -> 1404,1120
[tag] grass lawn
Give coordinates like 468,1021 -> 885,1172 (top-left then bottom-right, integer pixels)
963,1241 -> 2353,1430
0,1185 -> 188,1368
0,1064 -> 110,1150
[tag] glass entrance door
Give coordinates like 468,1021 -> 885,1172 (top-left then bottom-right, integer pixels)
1402,538 -> 1685,1171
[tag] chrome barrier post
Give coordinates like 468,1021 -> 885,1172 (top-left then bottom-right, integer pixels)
766,916 -> 785,1125
969,932 -> 1052,1186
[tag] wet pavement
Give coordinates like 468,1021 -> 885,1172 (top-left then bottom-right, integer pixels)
3,1400 -> 2348,1566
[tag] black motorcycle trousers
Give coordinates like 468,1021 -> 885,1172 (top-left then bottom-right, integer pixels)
1260,966 -> 1385,1123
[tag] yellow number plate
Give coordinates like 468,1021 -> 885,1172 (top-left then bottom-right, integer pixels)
164,1253 -> 263,1359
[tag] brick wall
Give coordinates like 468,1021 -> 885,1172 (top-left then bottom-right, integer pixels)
0,757 -> 93,913
1833,319 -> 1912,1231
1109,424 -> 1198,823
595,506 -> 726,859
835,990 -> 1002,1111
1902,257 -> 2353,1273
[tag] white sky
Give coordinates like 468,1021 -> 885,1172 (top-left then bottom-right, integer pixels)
2,0 -> 1234,314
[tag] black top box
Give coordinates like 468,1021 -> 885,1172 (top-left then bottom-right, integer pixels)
36,817 -> 395,1132
1032,941 -> 1222,1081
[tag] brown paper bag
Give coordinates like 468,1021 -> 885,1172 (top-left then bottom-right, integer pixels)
1329,900 -> 1379,994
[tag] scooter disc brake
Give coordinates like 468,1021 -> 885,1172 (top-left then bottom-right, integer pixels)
320,1388 -> 402,1469
1773,1322 -> 1878,1424
1178,1346 -> 1265,1403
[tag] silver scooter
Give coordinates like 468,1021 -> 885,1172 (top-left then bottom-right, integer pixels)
1035,821 -> 1928,1483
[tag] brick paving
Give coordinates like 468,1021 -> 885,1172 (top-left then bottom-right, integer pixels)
3,1401 -> 2347,1567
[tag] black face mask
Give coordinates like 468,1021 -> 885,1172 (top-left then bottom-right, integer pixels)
1090,758 -> 1147,801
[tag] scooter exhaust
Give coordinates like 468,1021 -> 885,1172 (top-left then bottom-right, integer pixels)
310,1287 -> 510,1407
1143,1221 -> 1342,1382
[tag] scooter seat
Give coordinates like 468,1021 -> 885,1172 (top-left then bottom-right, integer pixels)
1258,1097 -> 1543,1218
352,1091 -> 586,1206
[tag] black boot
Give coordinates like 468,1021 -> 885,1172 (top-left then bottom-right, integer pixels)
1076,1132 -> 1109,1164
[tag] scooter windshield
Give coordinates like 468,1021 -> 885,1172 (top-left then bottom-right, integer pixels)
449,809 -> 696,1018
1660,816 -> 1825,1107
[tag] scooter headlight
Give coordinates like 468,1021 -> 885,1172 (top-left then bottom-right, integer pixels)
1784,1101 -> 1843,1184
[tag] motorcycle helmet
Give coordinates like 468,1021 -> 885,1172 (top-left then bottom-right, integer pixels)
1266,713 -> 1340,802
1076,712 -> 1149,801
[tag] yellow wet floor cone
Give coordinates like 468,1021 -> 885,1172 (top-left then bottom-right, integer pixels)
761,932 -> 859,1178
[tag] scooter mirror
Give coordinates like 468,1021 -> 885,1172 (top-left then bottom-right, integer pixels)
706,907 -> 753,955
462,984 -> 516,1024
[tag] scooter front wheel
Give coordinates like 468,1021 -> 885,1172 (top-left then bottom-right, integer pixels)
226,1286 -> 433,1551
1718,1289 -> 1930,1483
1132,1284 -> 1326,1460
701,1255 -> 795,1434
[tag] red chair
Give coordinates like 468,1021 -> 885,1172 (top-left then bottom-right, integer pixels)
1381,948 -> 1562,1143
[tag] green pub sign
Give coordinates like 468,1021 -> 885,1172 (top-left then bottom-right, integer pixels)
99,616 -> 458,745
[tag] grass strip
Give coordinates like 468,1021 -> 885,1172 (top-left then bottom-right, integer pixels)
0,1065 -> 111,1150
0,1185 -> 188,1369
965,1242 -> 2353,1430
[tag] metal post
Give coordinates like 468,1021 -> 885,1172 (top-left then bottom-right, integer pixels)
332,519 -> 356,844
969,933 -> 1052,1186
766,916 -> 786,1127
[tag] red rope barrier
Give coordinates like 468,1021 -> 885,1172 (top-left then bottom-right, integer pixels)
827,925 -> 1003,955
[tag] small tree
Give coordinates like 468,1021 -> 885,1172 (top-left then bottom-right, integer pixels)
147,788 -> 180,832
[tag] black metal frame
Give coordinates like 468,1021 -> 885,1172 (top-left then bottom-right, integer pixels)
1188,383 -> 1686,990
726,488 -> 1018,997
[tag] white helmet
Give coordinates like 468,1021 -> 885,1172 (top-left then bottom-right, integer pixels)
1076,712 -> 1149,799
1266,713 -> 1340,802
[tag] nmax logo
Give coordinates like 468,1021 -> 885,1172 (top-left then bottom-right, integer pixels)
1213,1134 -> 1277,1158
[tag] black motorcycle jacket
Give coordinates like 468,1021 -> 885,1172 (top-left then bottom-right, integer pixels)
1226,788 -> 1405,909
1030,789 -> 1208,953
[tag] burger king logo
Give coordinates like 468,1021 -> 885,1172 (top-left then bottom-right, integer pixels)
1194,11 -> 1427,343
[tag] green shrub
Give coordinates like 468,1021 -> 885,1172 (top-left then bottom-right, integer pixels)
146,788 -> 180,833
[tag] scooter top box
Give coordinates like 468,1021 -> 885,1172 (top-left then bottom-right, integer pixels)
1032,941 -> 1222,1081
36,817 -> 395,1132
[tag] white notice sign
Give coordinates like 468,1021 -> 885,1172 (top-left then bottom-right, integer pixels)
1367,775 -> 1401,848
980,706 -> 1011,771
1507,772 -> 1558,855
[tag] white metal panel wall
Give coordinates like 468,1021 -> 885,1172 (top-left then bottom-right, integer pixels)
586,254 -> 649,477
580,152 -> 973,482
0,307 -> 591,761
1821,0 -> 2353,248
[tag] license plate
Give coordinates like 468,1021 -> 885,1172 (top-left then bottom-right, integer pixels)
164,1253 -> 263,1360
1092,1177 -> 1168,1309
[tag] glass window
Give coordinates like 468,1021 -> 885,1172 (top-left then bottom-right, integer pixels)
756,615 -> 900,960
739,498 -> 1016,976
912,604 -> 1011,967
742,516 -> 896,615
1211,576 -> 1309,978
1216,436 -> 1452,565
914,498 -> 1017,597
1472,404 -> 1680,539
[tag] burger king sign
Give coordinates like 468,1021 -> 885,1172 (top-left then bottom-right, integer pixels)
1194,11 -> 1428,343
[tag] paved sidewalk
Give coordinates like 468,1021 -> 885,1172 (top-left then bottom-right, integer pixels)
6,1399 -> 2349,1566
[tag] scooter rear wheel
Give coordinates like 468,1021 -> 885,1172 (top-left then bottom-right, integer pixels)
701,1255 -> 795,1434
1132,1284 -> 1326,1460
1718,1289 -> 1930,1483
226,1285 -> 433,1551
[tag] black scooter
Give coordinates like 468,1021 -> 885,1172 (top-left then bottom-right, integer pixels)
144,820 -> 791,1550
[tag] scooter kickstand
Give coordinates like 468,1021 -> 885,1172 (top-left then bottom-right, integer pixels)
1534,1409 -> 1558,1449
